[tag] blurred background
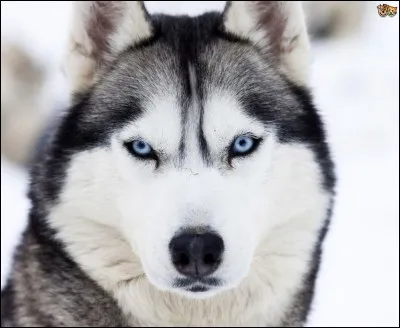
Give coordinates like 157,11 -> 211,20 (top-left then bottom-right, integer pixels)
1,1 -> 399,326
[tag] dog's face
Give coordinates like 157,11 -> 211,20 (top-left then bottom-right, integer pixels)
41,1 -> 333,301
108,42 -> 278,297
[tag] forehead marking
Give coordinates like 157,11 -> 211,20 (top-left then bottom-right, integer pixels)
180,63 -> 211,167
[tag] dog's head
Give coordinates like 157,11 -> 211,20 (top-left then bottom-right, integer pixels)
39,1 -> 333,301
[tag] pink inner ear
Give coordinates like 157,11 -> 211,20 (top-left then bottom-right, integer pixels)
252,1 -> 288,57
86,2 -> 121,61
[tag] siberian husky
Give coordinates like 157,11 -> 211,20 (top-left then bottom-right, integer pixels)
1,1 -> 335,326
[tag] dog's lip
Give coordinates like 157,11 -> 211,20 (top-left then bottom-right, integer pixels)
175,277 -> 221,287
185,284 -> 210,293
173,277 -> 221,289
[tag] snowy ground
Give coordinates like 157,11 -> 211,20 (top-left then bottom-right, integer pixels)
1,1 -> 399,326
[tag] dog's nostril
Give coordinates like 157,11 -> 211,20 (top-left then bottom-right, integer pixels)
169,230 -> 224,279
203,253 -> 215,265
177,253 -> 190,266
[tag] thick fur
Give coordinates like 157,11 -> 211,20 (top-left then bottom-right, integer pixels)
1,1 -> 335,327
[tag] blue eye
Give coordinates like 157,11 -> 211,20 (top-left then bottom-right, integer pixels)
128,140 -> 155,159
230,135 -> 260,157
132,140 -> 151,155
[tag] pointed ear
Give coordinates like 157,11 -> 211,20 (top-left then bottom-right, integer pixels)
64,1 -> 153,96
222,1 -> 310,86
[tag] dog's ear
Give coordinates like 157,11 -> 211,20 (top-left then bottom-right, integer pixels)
64,1 -> 152,96
222,1 -> 310,86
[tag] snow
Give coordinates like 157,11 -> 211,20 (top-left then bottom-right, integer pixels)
1,1 -> 399,326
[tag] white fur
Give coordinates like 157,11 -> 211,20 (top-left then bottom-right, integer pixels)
223,2 -> 269,49
279,2 -> 310,86
223,1 -> 310,86
109,2 -> 152,53
47,88 -> 330,326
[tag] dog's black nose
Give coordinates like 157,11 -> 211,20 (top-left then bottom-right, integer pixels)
169,232 -> 224,278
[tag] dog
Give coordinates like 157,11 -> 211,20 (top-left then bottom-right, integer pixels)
1,1 -> 335,326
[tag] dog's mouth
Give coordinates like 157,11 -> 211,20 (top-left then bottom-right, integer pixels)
186,285 -> 209,292
173,277 -> 222,293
